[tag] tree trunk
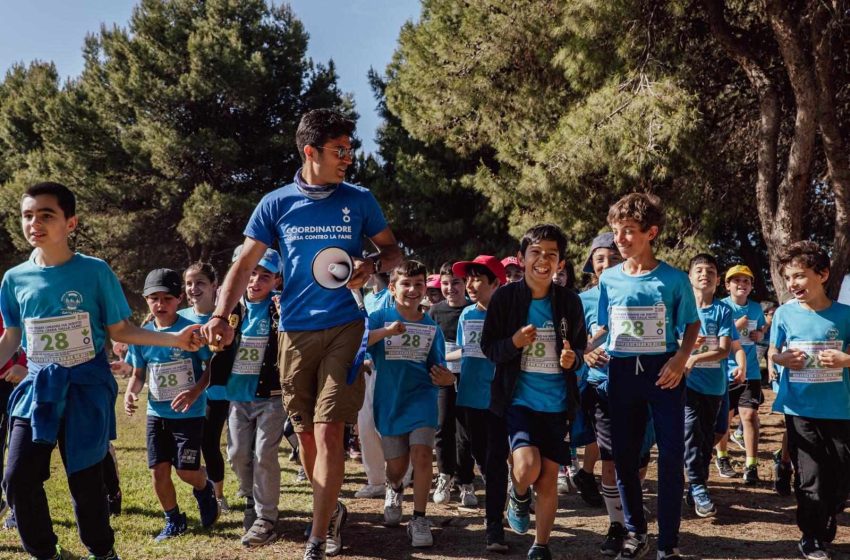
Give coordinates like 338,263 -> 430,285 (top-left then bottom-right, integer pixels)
812,1 -> 850,298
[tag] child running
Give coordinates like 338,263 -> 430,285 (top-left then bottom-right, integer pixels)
124,268 -> 219,542
367,260 -> 453,548
0,182 -> 203,560
769,241 -> 850,560
178,262 -> 231,514
595,193 -> 700,560
481,224 -> 587,560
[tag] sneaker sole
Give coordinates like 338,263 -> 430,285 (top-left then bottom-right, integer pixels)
486,542 -> 509,553
695,507 -> 716,518
616,545 -> 649,560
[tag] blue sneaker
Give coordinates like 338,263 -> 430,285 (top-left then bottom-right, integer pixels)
154,512 -> 187,542
506,488 -> 531,535
690,484 -> 716,518
194,480 -> 220,528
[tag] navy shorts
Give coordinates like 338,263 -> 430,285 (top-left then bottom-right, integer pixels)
146,416 -> 204,470
506,405 -> 570,465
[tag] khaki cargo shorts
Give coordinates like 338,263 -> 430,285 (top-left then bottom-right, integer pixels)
278,319 -> 366,432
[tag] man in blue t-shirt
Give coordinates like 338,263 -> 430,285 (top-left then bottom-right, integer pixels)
125,268 -> 217,542
202,109 -> 401,560
769,241 -> 850,560
0,183 -> 202,560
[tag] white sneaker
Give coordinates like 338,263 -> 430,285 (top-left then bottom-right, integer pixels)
433,473 -> 453,504
407,515 -> 433,547
355,483 -> 386,499
384,484 -> 403,527
459,483 -> 478,507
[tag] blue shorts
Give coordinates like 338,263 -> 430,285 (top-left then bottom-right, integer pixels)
146,416 -> 204,470
506,404 -> 570,465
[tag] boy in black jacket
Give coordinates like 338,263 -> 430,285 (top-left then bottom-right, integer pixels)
481,224 -> 587,560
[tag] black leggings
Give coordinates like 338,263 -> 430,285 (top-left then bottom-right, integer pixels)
202,399 -> 230,483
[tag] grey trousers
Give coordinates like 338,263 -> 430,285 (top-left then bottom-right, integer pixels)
227,399 -> 286,521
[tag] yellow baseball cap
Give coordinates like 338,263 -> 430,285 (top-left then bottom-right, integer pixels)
725,264 -> 754,281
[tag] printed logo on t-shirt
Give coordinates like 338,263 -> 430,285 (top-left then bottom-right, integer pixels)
258,318 -> 270,336
342,207 -> 351,223
60,291 -> 83,313
827,327 -> 840,340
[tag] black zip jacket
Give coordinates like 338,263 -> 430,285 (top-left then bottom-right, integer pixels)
208,297 -> 281,399
480,279 -> 587,419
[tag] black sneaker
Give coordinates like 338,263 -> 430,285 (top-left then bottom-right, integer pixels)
715,456 -> 737,478
527,543 -> 552,560
600,522 -> 626,556
485,522 -> 509,553
616,532 -> 648,559
743,465 -> 761,485
774,460 -> 793,496
572,469 -> 604,507
798,537 -> 829,560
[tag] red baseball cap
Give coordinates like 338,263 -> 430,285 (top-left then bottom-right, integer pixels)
501,256 -> 521,269
426,274 -> 441,290
452,255 -> 507,284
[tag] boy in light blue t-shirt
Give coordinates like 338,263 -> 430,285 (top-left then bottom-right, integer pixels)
0,183 -> 203,560
223,249 -> 285,548
680,254 -> 734,519
125,268 -> 218,542
769,241 -> 850,560
595,193 -> 700,560
367,260 -> 453,549
448,255 -> 508,551
718,264 -> 766,484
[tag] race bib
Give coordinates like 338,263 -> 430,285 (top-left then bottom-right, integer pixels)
609,304 -> 666,354
462,320 -> 485,359
692,336 -> 720,369
148,359 -> 195,402
385,323 -> 436,362
787,340 -> 844,384
446,342 -> 461,373
232,336 -> 267,376
25,312 -> 96,367
739,320 -> 758,346
520,327 -> 559,374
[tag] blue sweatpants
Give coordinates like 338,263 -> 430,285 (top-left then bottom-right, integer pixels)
608,353 -> 685,551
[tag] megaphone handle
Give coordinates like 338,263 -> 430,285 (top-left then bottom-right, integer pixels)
351,289 -> 365,312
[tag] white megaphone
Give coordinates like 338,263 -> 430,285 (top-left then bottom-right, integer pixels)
311,246 -> 365,311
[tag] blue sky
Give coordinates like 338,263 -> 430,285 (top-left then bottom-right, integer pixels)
0,0 -> 420,155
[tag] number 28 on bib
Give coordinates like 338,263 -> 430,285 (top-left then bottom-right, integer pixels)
609,304 -> 667,354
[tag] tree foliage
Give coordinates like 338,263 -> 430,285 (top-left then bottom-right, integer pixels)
0,0 -> 353,294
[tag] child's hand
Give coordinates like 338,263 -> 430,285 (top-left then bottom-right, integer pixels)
171,386 -> 202,413
779,349 -> 807,370
657,351 -> 687,389
110,360 -> 132,378
684,355 -> 698,375
585,346 -> 609,368
429,364 -> 455,386
512,324 -> 537,348
693,335 -> 706,350
175,324 -> 203,352
124,392 -> 139,416
559,341 -> 576,370
112,341 -> 129,359
731,366 -> 746,384
1,364 -> 26,384
818,349 -> 849,368
749,330 -> 764,343
386,321 -> 406,337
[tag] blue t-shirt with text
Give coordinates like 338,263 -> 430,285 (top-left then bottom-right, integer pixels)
368,306 -> 445,436
512,297 -> 567,413
685,300 -> 736,396
127,315 -> 211,420
225,297 -> 274,402
770,300 -> 850,420
178,307 -> 226,401
455,304 -> 494,410
244,182 -> 387,331
722,297 -> 766,382
597,262 -> 699,358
